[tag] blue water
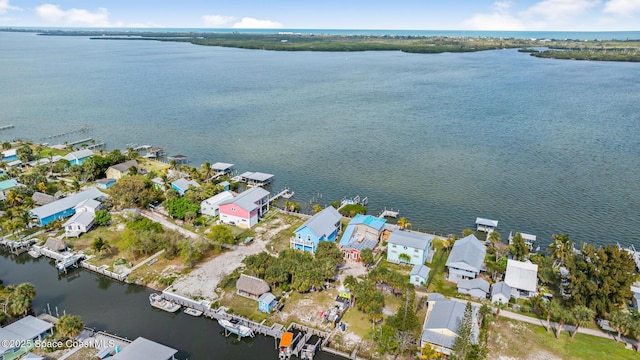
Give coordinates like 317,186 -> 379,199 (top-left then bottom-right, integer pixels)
1,31 -> 639,250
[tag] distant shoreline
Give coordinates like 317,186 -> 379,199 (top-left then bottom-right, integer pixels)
3,28 -> 640,61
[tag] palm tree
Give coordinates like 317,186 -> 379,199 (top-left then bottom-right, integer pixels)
610,310 -> 633,342
200,162 -> 212,182
5,190 -> 23,207
313,203 -> 322,213
8,283 -> 36,316
91,237 -> 111,256
397,217 -> 411,230
548,234 -> 574,264
56,314 -> 84,339
488,230 -> 501,245
554,307 -> 571,339
542,299 -> 560,333
570,305 -> 595,338
494,301 -> 508,322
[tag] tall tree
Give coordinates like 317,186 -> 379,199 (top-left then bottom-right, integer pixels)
610,310 -> 634,342
542,299 -> 561,333
56,314 -> 84,339
554,306 -> 572,339
360,248 -> 374,265
548,234 -> 574,263
397,217 -> 411,230
570,305 -> 595,338
488,230 -> 501,245
452,302 -> 475,359
509,232 -> 529,261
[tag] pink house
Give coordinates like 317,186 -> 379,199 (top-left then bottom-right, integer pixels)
219,187 -> 270,228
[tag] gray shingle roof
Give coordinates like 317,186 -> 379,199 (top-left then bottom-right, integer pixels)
445,234 -> 486,273
457,278 -> 490,293
421,300 -> 466,349
387,230 -> 434,251
491,281 -> 512,299
411,264 -> 431,279
64,211 -> 95,227
110,337 -> 178,360
108,160 -> 138,173
29,187 -> 105,221
296,206 -> 341,239
172,178 -> 200,191
221,187 -> 269,212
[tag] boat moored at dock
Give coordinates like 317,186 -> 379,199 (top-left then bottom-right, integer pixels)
217,319 -> 254,339
149,293 -> 182,313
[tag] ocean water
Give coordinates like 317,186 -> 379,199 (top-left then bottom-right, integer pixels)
1,31 -> 639,249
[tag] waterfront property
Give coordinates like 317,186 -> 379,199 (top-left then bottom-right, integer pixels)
200,191 -> 235,217
457,278 -> 490,300
1,149 -> 17,162
236,274 -> 270,300
509,231 -> 537,250
491,281 -> 512,304
0,179 -> 19,201
63,211 -> 95,237
219,187 -> 270,228
171,178 -> 200,196
290,206 -> 342,253
211,162 -> 234,176
420,294 -> 479,356
410,264 -> 431,286
29,187 -> 105,226
504,259 -> 539,299
259,292 -> 278,313
167,154 -> 188,165
386,230 -> 434,265
0,316 -> 54,360
475,217 -> 498,233
64,149 -> 94,165
110,337 -> 178,360
238,171 -> 274,187
338,214 -> 386,261
445,234 -> 486,283
106,159 -> 140,180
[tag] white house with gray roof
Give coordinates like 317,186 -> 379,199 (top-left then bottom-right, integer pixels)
290,206 -> 342,253
504,259 -> 538,299
491,281 -> 512,304
387,230 -> 434,265
110,337 -> 177,360
64,211 -> 95,237
446,234 -> 486,283
219,187 -> 270,228
421,294 -> 479,356
410,264 -> 431,286
457,278 -> 490,299
200,191 -> 235,217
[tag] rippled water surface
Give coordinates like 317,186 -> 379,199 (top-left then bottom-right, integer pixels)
1,32 -> 639,248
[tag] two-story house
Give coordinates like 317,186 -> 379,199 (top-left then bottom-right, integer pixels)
290,206 -> 342,253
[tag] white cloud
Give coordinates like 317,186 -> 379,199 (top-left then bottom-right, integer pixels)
36,4 -> 112,27
0,0 -> 19,14
232,17 -> 283,29
524,0 -> 600,22
604,0 -> 640,15
464,13 -> 525,30
202,14 -> 236,27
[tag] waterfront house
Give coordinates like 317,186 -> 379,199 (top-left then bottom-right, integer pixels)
491,281 -> 512,304
31,192 -> 55,206
0,179 -> 19,201
106,160 -> 140,180
236,274 -> 270,300
290,206 -> 342,253
238,171 -> 274,187
171,178 -> 200,196
508,231 -> 537,251
475,217 -> 498,233
63,211 -> 95,237
445,234 -> 486,283
110,337 -> 178,360
43,237 -> 68,252
504,260 -> 538,299
0,315 -> 54,359
386,230 -> 434,265
200,191 -> 235,217
96,178 -> 117,189
211,162 -> 234,176
1,149 -> 17,162
64,149 -> 94,166
219,187 -> 270,228
338,214 -> 386,261
410,264 -> 431,287
421,294 -> 479,356
29,187 -> 105,226
457,278 -> 490,299
258,292 -> 278,313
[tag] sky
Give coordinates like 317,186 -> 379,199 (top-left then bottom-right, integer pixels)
1,0 -> 639,31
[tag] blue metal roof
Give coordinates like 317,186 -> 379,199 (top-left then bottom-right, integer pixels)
349,214 -> 386,231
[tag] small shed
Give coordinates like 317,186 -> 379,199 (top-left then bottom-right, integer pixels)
491,281 -> 512,304
44,237 -> 68,252
410,264 -> 431,287
236,274 -> 270,300
258,292 -> 277,313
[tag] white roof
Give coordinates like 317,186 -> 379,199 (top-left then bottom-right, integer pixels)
110,337 -> 178,360
75,198 -> 101,211
246,172 -> 274,182
2,149 -> 16,157
211,162 -> 234,171
504,259 -> 538,292
476,217 -> 498,227
30,188 -> 105,221
201,191 -> 235,207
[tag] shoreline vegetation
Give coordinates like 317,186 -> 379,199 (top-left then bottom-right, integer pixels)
2,28 -> 640,61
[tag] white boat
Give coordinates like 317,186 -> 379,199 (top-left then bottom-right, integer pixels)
218,319 -> 254,338
149,293 -> 181,313
184,307 -> 203,317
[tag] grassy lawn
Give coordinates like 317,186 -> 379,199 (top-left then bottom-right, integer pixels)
137,158 -> 169,173
489,318 -> 639,360
425,240 -> 457,297
265,213 -> 305,253
219,292 -> 269,323
341,308 -> 374,340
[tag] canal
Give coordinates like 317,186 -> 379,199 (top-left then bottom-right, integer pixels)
0,249 -> 342,360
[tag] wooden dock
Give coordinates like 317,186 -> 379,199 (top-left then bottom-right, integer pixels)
270,188 -> 294,202
45,125 -> 90,139
379,208 -> 399,218
67,137 -> 93,146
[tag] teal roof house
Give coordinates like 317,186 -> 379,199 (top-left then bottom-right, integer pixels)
290,206 -> 342,253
